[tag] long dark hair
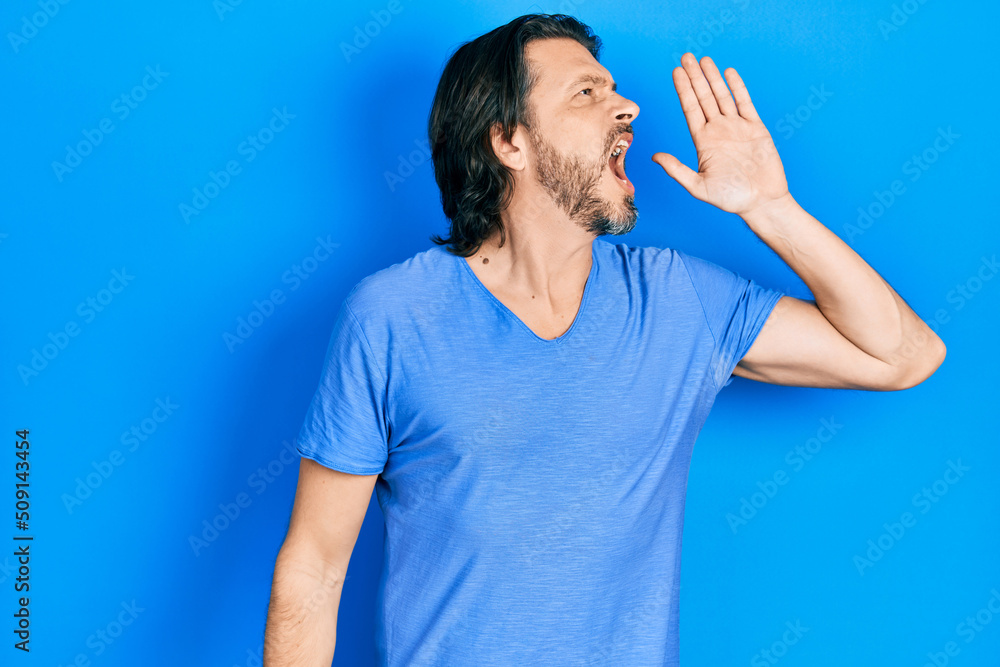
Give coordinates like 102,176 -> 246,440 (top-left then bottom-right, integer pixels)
427,14 -> 602,257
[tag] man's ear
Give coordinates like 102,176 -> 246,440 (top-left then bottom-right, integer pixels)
490,123 -> 527,172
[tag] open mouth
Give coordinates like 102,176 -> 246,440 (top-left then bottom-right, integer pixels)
607,133 -> 635,195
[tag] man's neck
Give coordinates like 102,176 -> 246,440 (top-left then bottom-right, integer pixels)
464,220 -> 595,309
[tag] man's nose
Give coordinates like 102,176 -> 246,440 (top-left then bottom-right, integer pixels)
615,96 -> 640,122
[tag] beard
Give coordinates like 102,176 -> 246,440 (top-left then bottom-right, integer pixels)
527,124 -> 638,236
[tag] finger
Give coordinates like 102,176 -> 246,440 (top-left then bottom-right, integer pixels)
699,56 -> 738,116
680,52 -> 720,120
723,67 -> 761,122
672,66 -> 705,135
651,152 -> 703,198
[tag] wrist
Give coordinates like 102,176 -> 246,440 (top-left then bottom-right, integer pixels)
739,191 -> 798,229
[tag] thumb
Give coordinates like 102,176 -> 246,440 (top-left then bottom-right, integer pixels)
651,152 -> 700,195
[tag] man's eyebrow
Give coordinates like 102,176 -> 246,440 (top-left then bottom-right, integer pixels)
565,72 -> 617,93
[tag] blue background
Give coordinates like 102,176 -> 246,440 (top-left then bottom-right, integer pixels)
2,0 -> 997,665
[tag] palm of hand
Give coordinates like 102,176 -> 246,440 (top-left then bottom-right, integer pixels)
653,53 -> 790,217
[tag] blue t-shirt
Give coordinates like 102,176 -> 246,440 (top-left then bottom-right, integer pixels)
296,238 -> 784,666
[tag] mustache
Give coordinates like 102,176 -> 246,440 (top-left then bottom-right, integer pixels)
605,123 -> 634,156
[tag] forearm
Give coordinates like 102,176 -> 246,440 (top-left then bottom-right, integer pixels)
740,192 -> 945,372
264,549 -> 345,667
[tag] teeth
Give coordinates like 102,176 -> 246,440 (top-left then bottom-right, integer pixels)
610,139 -> 629,158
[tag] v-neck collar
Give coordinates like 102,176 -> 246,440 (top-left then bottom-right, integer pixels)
452,239 -> 599,345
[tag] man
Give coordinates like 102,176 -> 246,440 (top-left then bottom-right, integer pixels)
264,14 -> 945,666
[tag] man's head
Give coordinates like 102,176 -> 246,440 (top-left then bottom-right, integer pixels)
428,14 -> 640,257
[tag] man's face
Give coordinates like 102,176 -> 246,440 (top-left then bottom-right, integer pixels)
521,37 -> 641,236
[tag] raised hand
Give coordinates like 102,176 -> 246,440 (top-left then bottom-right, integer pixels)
652,53 -> 789,218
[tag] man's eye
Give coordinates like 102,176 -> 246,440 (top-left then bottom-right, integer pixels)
579,88 -> 592,96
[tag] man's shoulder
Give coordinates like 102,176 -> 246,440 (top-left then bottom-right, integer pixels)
601,240 -> 742,284
343,244 -> 449,323
598,239 -> 684,278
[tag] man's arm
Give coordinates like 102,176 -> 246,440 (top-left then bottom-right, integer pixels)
732,194 -> 945,390
264,458 -> 378,666
652,52 -> 945,390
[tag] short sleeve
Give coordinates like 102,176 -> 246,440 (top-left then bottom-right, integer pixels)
295,298 -> 389,474
677,250 -> 785,391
